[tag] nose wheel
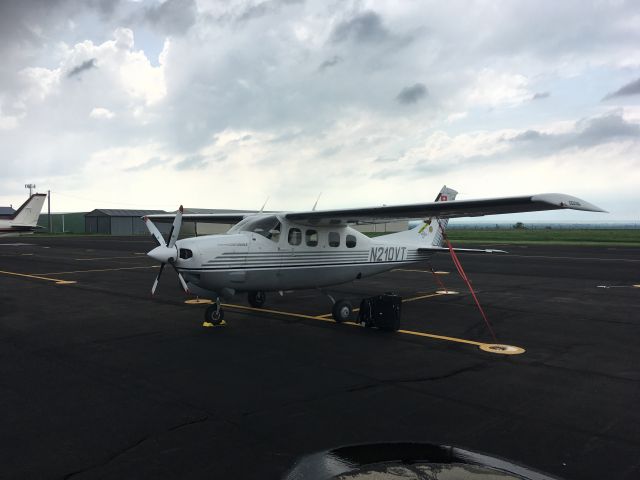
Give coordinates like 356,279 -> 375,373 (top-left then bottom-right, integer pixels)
204,302 -> 225,326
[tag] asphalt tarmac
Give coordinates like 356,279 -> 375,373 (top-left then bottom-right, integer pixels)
0,236 -> 638,479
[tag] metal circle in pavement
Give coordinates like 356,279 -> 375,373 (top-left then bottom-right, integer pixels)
479,344 -> 525,355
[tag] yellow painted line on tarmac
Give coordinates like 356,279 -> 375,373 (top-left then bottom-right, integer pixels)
39,265 -> 159,275
185,298 -> 213,305
634,284 -> 640,288
397,329 -> 484,346
402,292 -> 446,303
218,299 -> 507,352
393,269 -> 450,274
0,269 -> 77,285
222,303 -> 337,323
317,309 -> 361,318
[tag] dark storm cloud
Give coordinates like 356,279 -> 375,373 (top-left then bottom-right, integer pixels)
174,154 -> 208,171
0,0 -> 121,91
532,91 -> 550,100
510,113 -> 640,153
67,58 -> 97,78
143,0 -> 197,35
124,157 -> 167,172
574,113 -> 640,146
603,77 -> 640,100
396,83 -> 428,104
331,11 -> 390,43
236,0 -> 304,23
371,113 -> 640,180
318,55 -> 341,72
0,0 -> 121,45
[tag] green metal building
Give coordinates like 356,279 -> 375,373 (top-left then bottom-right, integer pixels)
37,212 -> 87,234
84,209 -> 169,235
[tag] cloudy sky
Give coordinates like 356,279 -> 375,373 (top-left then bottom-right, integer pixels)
1,0 -> 639,222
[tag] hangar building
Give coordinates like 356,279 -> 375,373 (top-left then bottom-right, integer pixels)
84,209 -> 170,235
82,208 -> 406,236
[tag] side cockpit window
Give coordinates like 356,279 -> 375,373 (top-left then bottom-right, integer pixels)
229,215 -> 281,242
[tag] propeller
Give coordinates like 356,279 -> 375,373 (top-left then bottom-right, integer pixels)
144,206 -> 189,295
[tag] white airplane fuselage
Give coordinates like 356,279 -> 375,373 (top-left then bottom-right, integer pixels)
171,220 -> 431,295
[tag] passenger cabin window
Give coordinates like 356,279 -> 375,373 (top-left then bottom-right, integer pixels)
179,248 -> 193,259
346,234 -> 356,248
328,231 -> 340,247
288,228 -> 302,246
305,230 -> 318,247
228,215 -> 280,241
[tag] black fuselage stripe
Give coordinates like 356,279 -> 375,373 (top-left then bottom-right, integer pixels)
180,259 -> 429,272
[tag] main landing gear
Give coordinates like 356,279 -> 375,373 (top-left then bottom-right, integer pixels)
332,299 -> 353,323
248,290 -> 266,308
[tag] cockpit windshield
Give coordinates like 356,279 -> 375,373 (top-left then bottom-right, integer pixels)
228,215 -> 281,241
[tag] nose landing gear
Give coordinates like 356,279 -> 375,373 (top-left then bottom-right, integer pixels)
204,301 -> 225,327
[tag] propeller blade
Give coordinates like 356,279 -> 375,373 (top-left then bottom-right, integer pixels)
152,263 -> 166,295
170,263 -> 190,294
144,216 -> 167,247
167,205 -> 183,248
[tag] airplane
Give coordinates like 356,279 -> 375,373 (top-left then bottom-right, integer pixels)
142,186 -> 605,325
0,193 -> 47,237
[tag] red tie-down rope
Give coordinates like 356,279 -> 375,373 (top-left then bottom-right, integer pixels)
439,223 -> 498,343
429,264 -> 449,292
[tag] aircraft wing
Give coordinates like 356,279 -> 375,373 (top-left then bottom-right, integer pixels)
145,212 -> 254,223
284,193 -> 606,226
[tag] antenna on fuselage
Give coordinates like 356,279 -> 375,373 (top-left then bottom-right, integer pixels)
259,196 -> 269,213
312,192 -> 322,211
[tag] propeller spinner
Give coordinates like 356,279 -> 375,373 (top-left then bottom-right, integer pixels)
144,206 -> 189,295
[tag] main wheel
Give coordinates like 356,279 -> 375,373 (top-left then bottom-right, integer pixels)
248,290 -> 266,308
332,300 -> 352,323
204,303 -> 225,325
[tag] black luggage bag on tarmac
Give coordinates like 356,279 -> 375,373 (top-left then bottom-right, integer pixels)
358,292 -> 402,331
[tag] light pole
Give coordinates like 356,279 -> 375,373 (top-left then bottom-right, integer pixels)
25,184 -> 36,196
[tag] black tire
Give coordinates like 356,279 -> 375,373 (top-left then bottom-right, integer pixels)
204,303 -> 224,325
332,300 -> 352,323
248,290 -> 266,308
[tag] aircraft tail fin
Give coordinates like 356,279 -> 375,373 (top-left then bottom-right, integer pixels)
377,186 -> 458,246
12,194 -> 47,226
